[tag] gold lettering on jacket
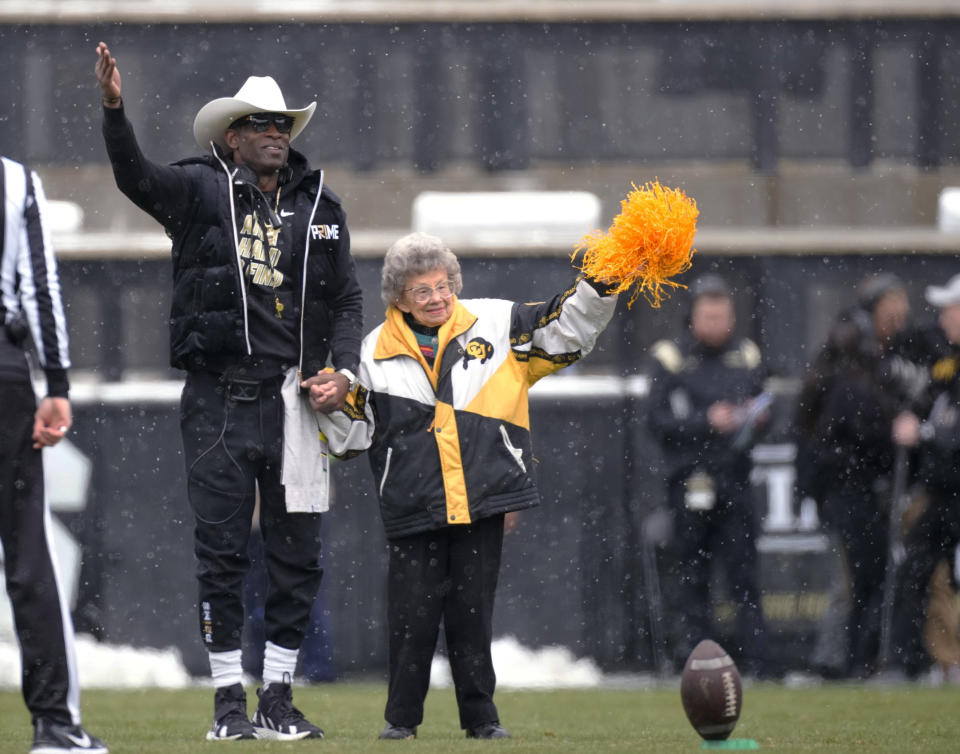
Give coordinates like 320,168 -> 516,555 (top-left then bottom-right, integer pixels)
238,213 -> 283,288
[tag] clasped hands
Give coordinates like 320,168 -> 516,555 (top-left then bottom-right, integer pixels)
301,371 -> 349,413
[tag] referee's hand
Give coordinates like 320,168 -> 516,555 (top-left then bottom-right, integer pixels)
33,396 -> 72,449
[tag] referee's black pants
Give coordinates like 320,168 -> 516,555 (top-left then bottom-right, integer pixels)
0,380 -> 77,725
385,515 -> 504,731
180,371 -> 323,654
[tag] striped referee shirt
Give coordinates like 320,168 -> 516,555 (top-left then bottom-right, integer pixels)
0,156 -> 70,396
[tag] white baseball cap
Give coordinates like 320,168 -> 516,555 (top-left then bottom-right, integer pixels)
925,273 -> 960,308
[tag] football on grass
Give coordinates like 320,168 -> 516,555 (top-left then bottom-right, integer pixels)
680,639 -> 742,741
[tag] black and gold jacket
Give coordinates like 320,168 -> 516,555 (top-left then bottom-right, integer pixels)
319,277 -> 617,539
647,333 -> 767,484
917,349 -> 960,495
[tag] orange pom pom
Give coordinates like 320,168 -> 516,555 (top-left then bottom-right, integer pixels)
573,180 -> 698,308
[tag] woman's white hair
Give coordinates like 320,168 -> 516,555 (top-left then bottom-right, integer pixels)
381,232 -> 463,308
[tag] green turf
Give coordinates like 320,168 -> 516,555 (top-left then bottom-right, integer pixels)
2,682 -> 959,752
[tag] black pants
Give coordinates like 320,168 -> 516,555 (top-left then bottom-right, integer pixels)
0,380 -> 77,725
823,489 -> 887,677
891,495 -> 960,676
180,370 -> 323,653
667,475 -> 770,673
385,515 -> 504,730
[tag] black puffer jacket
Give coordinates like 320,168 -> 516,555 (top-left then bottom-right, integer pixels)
812,373 -> 896,497
102,104 -> 362,375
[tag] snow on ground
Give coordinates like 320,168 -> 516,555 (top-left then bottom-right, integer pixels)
431,636 -> 604,689
1,634 -> 602,690
0,634 -> 191,689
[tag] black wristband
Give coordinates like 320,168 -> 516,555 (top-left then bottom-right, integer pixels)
45,368 -> 70,398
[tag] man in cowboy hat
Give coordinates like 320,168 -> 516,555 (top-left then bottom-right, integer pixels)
94,42 -> 362,740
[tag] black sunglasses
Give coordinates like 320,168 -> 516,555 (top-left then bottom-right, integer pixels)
229,112 -> 295,134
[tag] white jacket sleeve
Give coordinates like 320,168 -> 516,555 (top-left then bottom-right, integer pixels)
510,277 -> 618,383
315,381 -> 376,458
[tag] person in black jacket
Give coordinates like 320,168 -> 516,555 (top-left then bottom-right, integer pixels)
889,274 -> 960,680
796,309 -> 899,678
647,274 -> 773,677
95,43 -> 363,740
1,156 -> 108,752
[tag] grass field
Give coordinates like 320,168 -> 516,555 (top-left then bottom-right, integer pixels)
2,682 -> 959,752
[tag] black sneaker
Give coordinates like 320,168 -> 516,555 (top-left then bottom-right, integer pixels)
252,678 -> 324,740
466,722 -> 511,739
205,683 -> 256,741
378,723 -> 417,740
31,719 -> 108,753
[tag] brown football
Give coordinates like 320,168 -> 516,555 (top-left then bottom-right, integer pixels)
680,639 -> 742,741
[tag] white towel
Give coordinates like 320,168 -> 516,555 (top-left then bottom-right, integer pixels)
280,367 -> 329,513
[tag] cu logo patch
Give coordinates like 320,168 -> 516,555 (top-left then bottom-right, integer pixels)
462,337 -> 494,369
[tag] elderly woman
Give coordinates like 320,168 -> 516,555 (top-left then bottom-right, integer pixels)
304,232 -> 618,740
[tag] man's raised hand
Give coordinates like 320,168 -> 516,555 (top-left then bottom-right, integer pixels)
95,41 -> 122,105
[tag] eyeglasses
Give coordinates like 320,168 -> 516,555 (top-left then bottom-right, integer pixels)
405,280 -> 455,304
229,112 -> 295,134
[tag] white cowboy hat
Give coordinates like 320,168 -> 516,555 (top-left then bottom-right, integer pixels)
925,273 -> 960,308
193,75 -> 316,151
